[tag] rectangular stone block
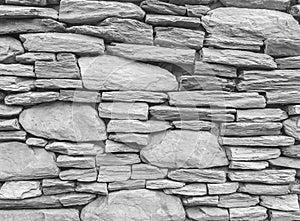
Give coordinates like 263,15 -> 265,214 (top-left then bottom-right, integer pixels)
146,14 -> 201,28
168,169 -> 226,183
98,166 -> 131,182
59,90 -> 101,103
220,136 -> 295,147
265,38 -> 300,57
276,56 -> 300,69
194,61 -> 237,78
266,91 -> 300,104
226,147 -> 281,161
102,91 -> 168,103
236,108 -> 288,122
96,153 -> 140,166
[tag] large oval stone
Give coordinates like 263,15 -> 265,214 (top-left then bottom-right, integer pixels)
141,130 -> 229,169
19,101 -> 106,142
81,189 -> 185,221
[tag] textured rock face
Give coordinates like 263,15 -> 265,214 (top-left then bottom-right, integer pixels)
81,189 -> 186,221
0,5 -> 58,19
0,36 -> 24,63
283,116 -> 300,140
220,0 -> 291,10
19,102 -> 107,141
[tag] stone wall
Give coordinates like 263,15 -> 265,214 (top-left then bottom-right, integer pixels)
0,0 -> 300,220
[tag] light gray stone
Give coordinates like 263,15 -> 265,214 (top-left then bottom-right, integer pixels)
0,119 -> 20,131
0,142 -> 59,181
5,0 -> 47,6
16,52 -> 55,64
266,91 -> 300,104
146,14 -> 200,28
229,206 -> 268,221
59,193 -> 96,207
0,76 -> 34,92
42,179 -> 75,195
108,180 -> 146,191
208,182 -> 239,195
102,91 -> 168,103
226,147 -> 281,161
172,120 -> 217,131
220,136 -> 294,147
168,91 -> 266,108
131,164 -> 167,180
0,64 -> 34,77
186,207 -> 229,221
202,47 -> 277,69
218,193 -> 259,208
228,169 -> 296,184
220,0 -> 291,10
168,169 -> 226,183
59,0 -> 145,24
105,140 -> 141,153
230,161 -> 269,170
0,5 -> 57,19
79,55 -> 178,91
98,166 -> 131,182
76,182 -> 108,195
182,196 -> 219,206
276,56 -> 300,69
20,102 -> 107,142
0,131 -> 26,141
290,4 -> 300,17
0,36 -> 24,63
239,183 -> 290,195
260,194 -> 300,211
59,168 -> 97,182
0,104 -> 22,117
96,153 -> 140,166
146,179 -> 185,189
81,189 -> 186,221
288,105 -> 300,115
26,137 -> 47,147
237,108 -> 288,122
109,133 -> 150,146
186,4 -> 210,17
194,61 -> 237,78
20,33 -> 104,55
265,38 -> 300,57
34,79 -> 82,89
164,183 -> 206,196
5,91 -> 59,106
282,144 -> 300,158
269,210 -> 300,221
56,155 -> 95,169
141,0 -> 186,15
283,116 -> 300,141
269,156 -> 300,169
169,0 -> 214,4
0,181 -> 41,199
59,90 -> 101,103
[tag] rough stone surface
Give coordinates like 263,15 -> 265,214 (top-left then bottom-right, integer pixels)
0,64 -> 34,77
56,156 -> 95,169
182,196 -> 219,206
266,91 -> 300,104
141,0 -> 186,15
0,76 -> 34,92
102,91 -> 168,103
186,207 -> 229,220
218,193 -> 259,208
207,182 -> 239,195
146,14 -> 201,28
59,169 -> 97,182
239,183 -> 290,195
229,206 -> 268,221
98,166 -> 131,182
237,108 -> 288,122
108,180 -> 146,192
0,181 -> 41,199
16,52 -> 55,64
45,142 -> 104,156
194,61 -> 237,78
76,183 -> 108,195
269,156 -> 300,169
265,38 -> 300,57
131,164 -> 168,180
172,120 -> 217,131
168,169 -> 226,183
164,183 -> 206,196
96,153 -> 140,166
59,90 -> 101,103
283,116 -> 300,140
220,136 -> 295,147
0,5 -> 58,19
0,36 -> 24,63
146,179 -> 185,190
230,161 -> 269,170
260,194 -> 300,211
5,91 -> 59,106
186,4 -> 210,17
226,147 -> 281,161
276,56 -> 300,69
220,0 -> 291,10
282,144 -> 300,158
34,79 -> 83,89
0,104 -> 22,117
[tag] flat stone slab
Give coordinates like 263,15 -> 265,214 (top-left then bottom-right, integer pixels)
207,182 -> 239,195
283,116 -> 300,141
102,91 -> 168,103
0,64 -> 34,77
183,196 -> 219,207
261,194 -> 300,211
186,207 -> 229,221
0,36 -> 24,63
265,38 -> 300,57
0,181 -> 41,199
59,90 -> 101,103
220,0 -> 291,10
236,108 -> 288,122
131,164 -> 167,180
108,180 -> 146,191
141,0 -> 186,15
164,183 -> 206,196
276,56 -> 300,69
146,14 -> 201,28
168,169 -> 226,183
0,5 -> 58,19
16,52 -> 55,64
266,91 -> 300,104
56,155 -> 95,169
59,169 -> 97,182
98,166 -> 131,182
239,183 -> 290,195
282,144 -> 300,158
5,91 -> 59,106
34,79 -> 82,89
226,147 -> 281,161
194,61 -> 237,78
229,206 -> 268,221
96,153 -> 140,166
218,193 -> 259,208
269,156 -> 300,169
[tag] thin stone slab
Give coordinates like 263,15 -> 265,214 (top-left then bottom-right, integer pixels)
105,140 -> 141,153
0,64 -> 34,77
0,104 -> 22,117
218,193 -> 259,208
168,91 -> 266,108
106,43 -> 196,65
98,102 -> 148,120
42,179 -> 75,195
186,4 -> 210,17
5,91 -> 59,106
109,133 -> 150,146
79,55 -> 178,91
154,27 -> 204,50
230,161 -> 269,170
5,0 -> 47,6
239,183 -> 290,195
228,169 -> 296,184
269,156 -> 300,169
220,136 -> 295,147
186,207 -> 229,221
20,102 -> 107,142
76,182 -> 107,195
59,193 -> 96,207
150,105 -> 235,122
146,14 -> 201,28
269,210 -> 300,221
0,77 -> 34,92
229,206 -> 268,221
172,120 -> 217,131
0,36 -> 24,63
68,18 -> 153,45
283,116 -> 300,140
220,0 -> 291,10
96,153 -> 140,166
260,194 -> 300,211
0,142 -> 59,181
20,33 -> 105,55
59,90 -> 101,103
0,5 -> 58,19
265,38 -> 300,57
16,52 -> 55,64
287,105 -> 300,115
108,180 -> 146,191
282,144 -> 300,158
102,91 -> 168,103
168,169 -> 226,183
141,0 -> 186,15
0,18 -> 65,35
276,56 -> 300,69
59,0 -> 145,24
59,168 -> 97,182
266,91 -> 300,104
202,47 -> 277,69
237,108 -> 288,122
220,122 -> 282,136
169,0 -> 215,4
0,131 -> 26,141
131,164 -> 168,180
26,137 -> 47,147
182,196 -> 219,206
146,179 -> 185,190
207,182 -> 239,195
56,155 -> 95,169
0,181 -> 41,199
0,118 -> 20,131
194,61 -> 237,78
164,184 -> 207,196
226,147 -> 281,161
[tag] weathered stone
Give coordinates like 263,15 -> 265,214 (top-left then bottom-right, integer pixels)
46,141 -> 104,156
105,140 -> 141,153
290,4 -> 300,17
155,27 -> 204,50
5,91 -> 59,106
99,102 -> 148,120
220,0 -> 290,10
98,166 -> 131,182
202,47 -> 277,69
226,147 -> 281,161
220,122 -> 282,136
276,56 -> 300,69
186,4 -> 210,17
141,0 -> 186,15
269,156 -> 300,169
43,186 -> 74,196
81,189 -> 186,221
283,116 -> 300,141
108,180 -> 146,191
131,164 -> 168,180
282,144 -> 300,158
59,0 -> 145,24
168,91 -> 266,108
266,91 -> 300,104
141,130 -> 228,169
0,64 -> 34,77
237,108 -> 287,123
0,181 -> 41,199
230,161 -> 269,170
179,75 -> 236,91
239,183 -> 290,195
26,137 -> 47,147
238,69 -> 300,91
168,169 -> 226,183
76,183 -> 108,195
228,169 -> 296,184
106,43 -> 196,65
107,120 -> 171,133
229,206 -> 268,221
164,183 -> 206,196
220,136 -> 294,147
59,193 -> 96,207
20,33 -> 104,55
59,168 -> 97,182
109,133 -> 150,146
169,0 -> 214,4
172,120 -> 217,131
0,131 -> 26,141
79,55 -> 178,91
146,179 -> 185,189
0,209 -> 80,221
59,90 -> 101,103
5,0 -> 47,6
56,155 -> 95,169
68,18 -> 153,45
0,119 -> 20,131
96,153 -> 140,166
150,105 -> 235,122
0,142 -> 59,181
218,193 -> 259,208
182,196 -> 219,206
16,52 -> 55,64
269,210 -> 300,221
288,105 -> 300,115
194,61 -> 237,78
0,36 -> 24,63
0,19 -> 65,35
186,207 -> 229,220
102,91 -> 167,103
20,102 -> 106,142
0,76 -> 34,92
0,5 -> 57,19
146,14 -> 200,28
208,182 -> 239,195
42,179 -> 75,195
34,79 -> 82,89
202,7 -> 300,41
261,194 -> 300,211
265,38 -> 300,57
0,104 -> 22,117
